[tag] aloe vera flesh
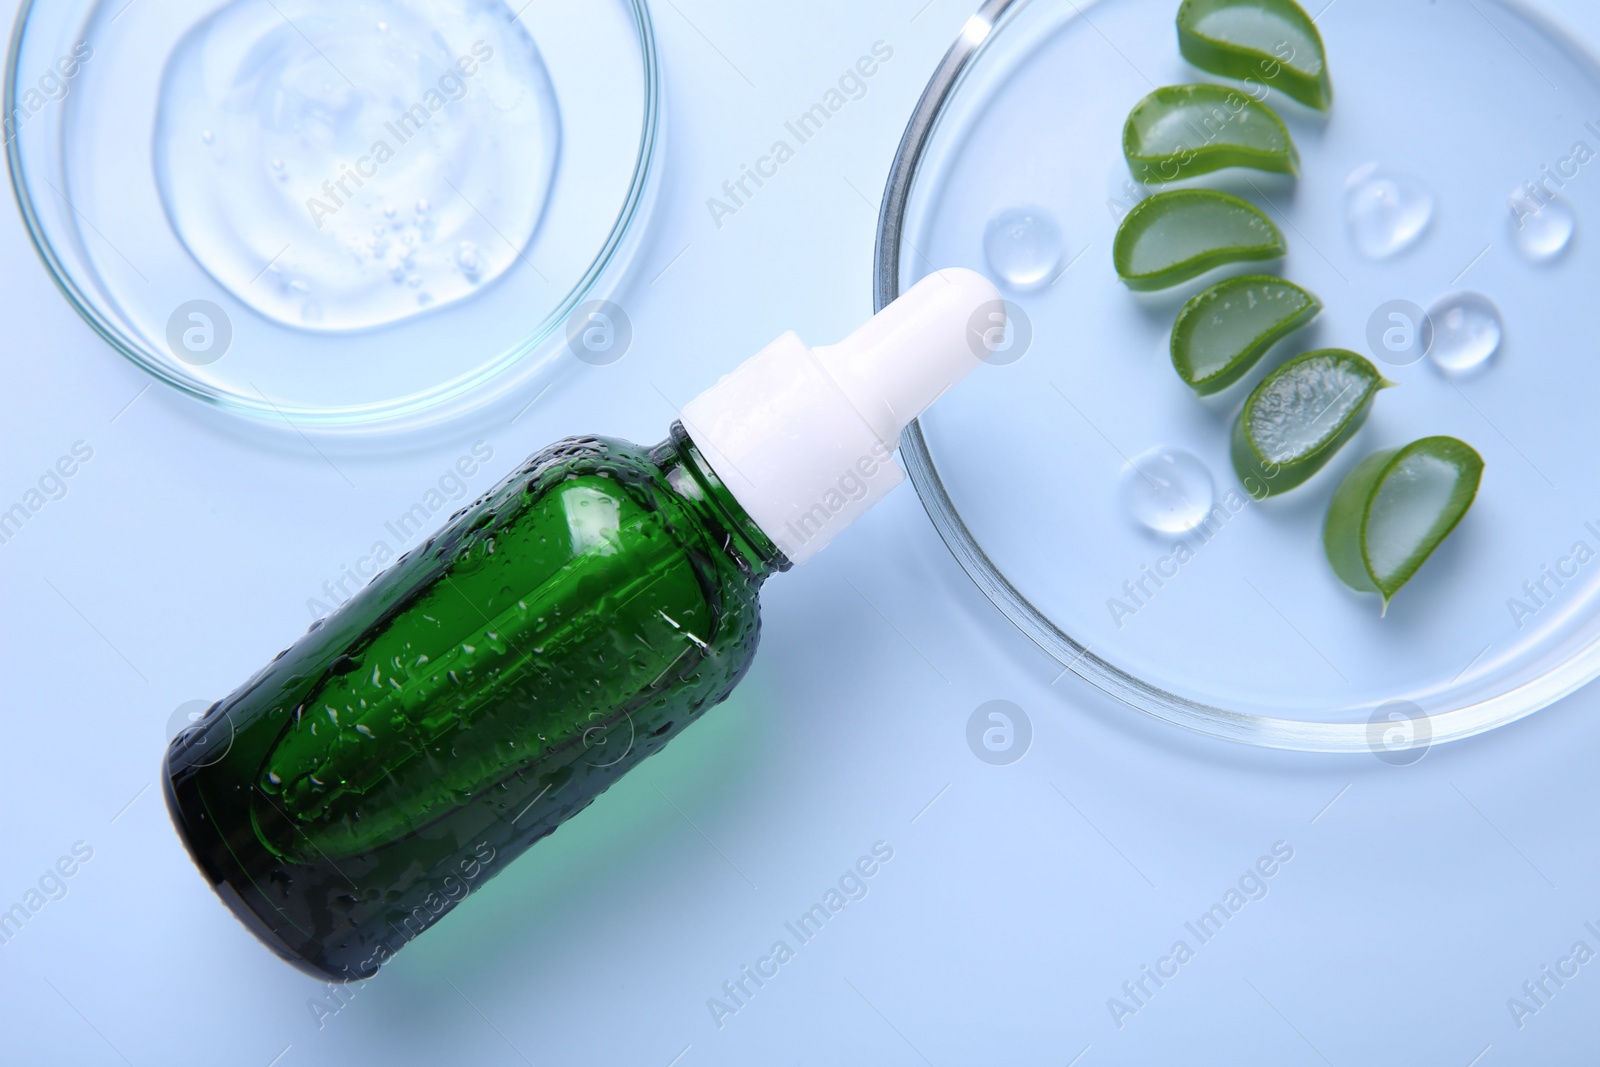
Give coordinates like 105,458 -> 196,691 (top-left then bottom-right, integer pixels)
1171,275 -> 1321,394
1177,0 -> 1333,111
1232,349 -> 1389,497
1325,437 -> 1484,604
1114,190 -> 1286,291
1124,84 -> 1299,183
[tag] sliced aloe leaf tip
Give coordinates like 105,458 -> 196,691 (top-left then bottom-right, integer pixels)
1324,437 -> 1484,609
1171,275 -> 1321,394
1124,84 -> 1299,184
1176,0 -> 1333,112
1231,348 -> 1391,497
1113,189 -> 1285,291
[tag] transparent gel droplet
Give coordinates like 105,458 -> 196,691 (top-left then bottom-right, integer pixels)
1119,448 -> 1215,535
1510,192 -> 1575,263
456,241 -> 483,282
1424,292 -> 1502,375
983,207 -> 1064,291
1345,164 -> 1434,260
153,0 -> 560,332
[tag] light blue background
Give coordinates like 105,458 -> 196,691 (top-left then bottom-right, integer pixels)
2,0 -> 1597,1064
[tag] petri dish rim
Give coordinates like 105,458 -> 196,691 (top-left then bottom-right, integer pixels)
3,0 -> 663,430
874,0 -> 1600,753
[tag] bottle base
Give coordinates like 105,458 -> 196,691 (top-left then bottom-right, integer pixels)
162,750 -> 371,983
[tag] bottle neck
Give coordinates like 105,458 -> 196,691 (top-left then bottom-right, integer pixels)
654,422 -> 790,580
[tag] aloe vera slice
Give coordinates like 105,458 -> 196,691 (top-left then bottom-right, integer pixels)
1231,349 -> 1391,497
1171,275 -> 1322,394
1124,85 -> 1299,184
1324,437 -> 1484,609
1177,0 -> 1333,111
1113,190 -> 1285,291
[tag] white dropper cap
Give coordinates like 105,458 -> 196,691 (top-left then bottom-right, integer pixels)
681,268 -> 1003,564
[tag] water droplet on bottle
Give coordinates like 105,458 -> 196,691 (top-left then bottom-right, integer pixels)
1345,163 -> 1434,259
1511,193 -> 1575,263
1119,448 -> 1215,535
201,129 -> 213,144
1424,292 -> 1502,374
983,207 -> 1064,291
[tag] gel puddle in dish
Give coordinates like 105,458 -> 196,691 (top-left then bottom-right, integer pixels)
153,0 -> 559,332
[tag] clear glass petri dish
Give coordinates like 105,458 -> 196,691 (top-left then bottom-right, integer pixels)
878,0 -> 1600,751
6,0 -> 660,430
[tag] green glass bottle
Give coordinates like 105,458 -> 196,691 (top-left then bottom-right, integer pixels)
163,269 -> 999,979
